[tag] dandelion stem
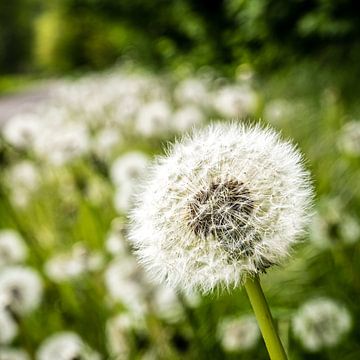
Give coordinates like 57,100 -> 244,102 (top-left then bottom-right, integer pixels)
245,276 -> 287,360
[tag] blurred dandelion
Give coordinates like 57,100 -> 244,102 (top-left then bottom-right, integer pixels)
217,315 -> 260,352
292,298 -> 352,352
104,257 -> 148,315
36,332 -> 100,360
5,161 -> 40,208
337,120 -> 360,156
0,310 -> 18,344
0,266 -> 43,316
0,230 -> 27,268
106,313 -> 146,359
44,243 -> 104,282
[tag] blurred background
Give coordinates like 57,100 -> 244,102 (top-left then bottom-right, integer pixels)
0,1 -> 360,359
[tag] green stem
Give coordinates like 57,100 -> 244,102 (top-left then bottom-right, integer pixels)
244,277 -> 287,360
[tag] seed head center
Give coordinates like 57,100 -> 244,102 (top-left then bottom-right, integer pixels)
188,179 -> 254,239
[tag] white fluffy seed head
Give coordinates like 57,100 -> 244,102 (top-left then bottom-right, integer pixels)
0,230 -> 28,268
292,297 -> 352,352
0,266 -> 43,315
217,315 -> 260,352
129,122 -> 313,293
36,332 -> 100,360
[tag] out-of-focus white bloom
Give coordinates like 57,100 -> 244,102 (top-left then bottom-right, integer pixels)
292,298 -> 352,352
2,113 -> 41,149
212,86 -> 258,118
104,258 -> 148,315
263,99 -> 293,125
310,198 -> 360,248
309,213 -> 333,249
0,348 -> 30,360
44,254 -> 84,282
151,286 -> 184,323
172,106 -> 205,133
36,332 -> 100,360
0,266 -> 43,315
174,78 -> 209,107
111,153 -> 149,213
135,100 -> 172,137
182,291 -> 202,308
339,214 -> 360,244
34,122 -> 90,166
217,315 -> 260,352
337,121 -> 360,156
130,123 -> 313,293
0,230 -> 27,268
0,310 -> 18,344
92,128 -> 122,158
6,161 -> 39,192
106,313 -> 145,358
6,161 -> 40,207
44,244 -> 104,282
113,182 -> 135,213
110,152 -> 149,188
105,220 -> 129,256
85,177 -> 111,206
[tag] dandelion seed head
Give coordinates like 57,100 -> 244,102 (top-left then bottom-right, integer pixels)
36,332 -> 100,360
217,315 -> 260,352
104,258 -> 148,315
337,120 -> 360,156
292,297 -> 352,352
0,309 -> 18,344
0,266 -> 43,315
130,123 -> 313,293
106,313 -> 145,358
0,230 -> 27,268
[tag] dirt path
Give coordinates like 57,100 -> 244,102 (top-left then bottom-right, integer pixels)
0,83 -> 54,126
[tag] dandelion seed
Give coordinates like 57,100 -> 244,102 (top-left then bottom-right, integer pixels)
130,123 -> 313,293
292,297 -> 352,352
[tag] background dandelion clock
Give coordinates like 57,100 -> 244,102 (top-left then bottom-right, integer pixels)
129,122 -> 313,359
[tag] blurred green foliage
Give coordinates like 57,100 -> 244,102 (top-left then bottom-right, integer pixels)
1,0 -> 360,74
0,0 -> 40,73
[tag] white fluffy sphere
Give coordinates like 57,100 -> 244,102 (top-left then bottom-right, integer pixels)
292,297 -> 352,351
129,123 -> 313,293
